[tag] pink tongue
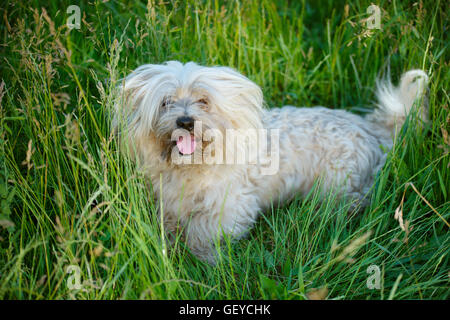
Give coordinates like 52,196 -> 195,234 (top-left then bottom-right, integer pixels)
176,135 -> 196,155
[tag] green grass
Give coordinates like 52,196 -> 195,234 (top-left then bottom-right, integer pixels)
0,0 -> 449,299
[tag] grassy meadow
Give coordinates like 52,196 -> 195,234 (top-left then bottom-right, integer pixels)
0,0 -> 449,299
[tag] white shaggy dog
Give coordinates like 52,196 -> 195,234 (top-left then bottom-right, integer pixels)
113,61 -> 428,263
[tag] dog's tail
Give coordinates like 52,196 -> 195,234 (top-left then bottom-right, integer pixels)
367,69 -> 429,137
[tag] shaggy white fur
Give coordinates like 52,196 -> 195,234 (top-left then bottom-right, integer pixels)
113,61 -> 428,263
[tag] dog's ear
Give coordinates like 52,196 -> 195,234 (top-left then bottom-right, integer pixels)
206,65 -> 265,130
112,65 -> 149,140
112,62 -> 183,140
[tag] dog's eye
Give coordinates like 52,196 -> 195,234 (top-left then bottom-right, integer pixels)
197,98 -> 209,110
161,98 -> 173,108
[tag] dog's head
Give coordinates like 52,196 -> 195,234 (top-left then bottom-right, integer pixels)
113,61 -> 264,166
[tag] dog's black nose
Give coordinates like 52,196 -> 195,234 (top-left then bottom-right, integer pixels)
176,116 -> 195,130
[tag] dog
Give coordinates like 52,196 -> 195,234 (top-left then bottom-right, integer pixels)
113,61 -> 428,264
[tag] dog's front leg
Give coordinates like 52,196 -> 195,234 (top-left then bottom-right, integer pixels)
182,207 -> 256,264
181,213 -> 226,264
